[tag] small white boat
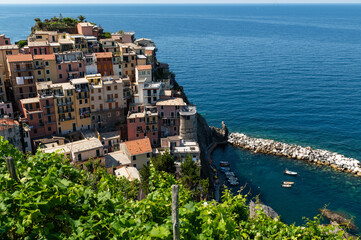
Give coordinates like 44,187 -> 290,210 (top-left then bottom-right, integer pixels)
284,169 -> 298,176
283,181 -> 294,185
282,184 -> 292,188
220,161 -> 230,167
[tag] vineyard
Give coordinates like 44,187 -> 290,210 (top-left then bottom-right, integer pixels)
0,137 -> 348,239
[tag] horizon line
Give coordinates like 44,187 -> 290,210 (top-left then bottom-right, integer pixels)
1,2 -> 361,5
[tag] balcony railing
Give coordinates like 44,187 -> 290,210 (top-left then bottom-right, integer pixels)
146,120 -> 158,124
61,117 -> 75,122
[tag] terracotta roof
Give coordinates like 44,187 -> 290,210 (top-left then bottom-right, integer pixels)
125,138 -> 152,156
95,52 -> 113,58
7,54 -> 33,63
136,65 -> 152,70
33,54 -> 55,61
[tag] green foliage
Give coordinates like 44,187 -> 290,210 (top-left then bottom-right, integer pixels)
32,16 -> 81,32
151,150 -> 176,174
101,32 -> 112,39
16,40 -> 27,48
0,137 -> 349,239
78,15 -> 86,22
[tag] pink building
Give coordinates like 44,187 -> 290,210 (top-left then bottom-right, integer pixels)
0,102 -> 13,118
19,97 -> 57,139
127,105 -> 159,146
56,52 -> 85,83
0,34 -> 11,46
28,41 -> 50,56
77,22 -> 94,36
156,97 -> 185,138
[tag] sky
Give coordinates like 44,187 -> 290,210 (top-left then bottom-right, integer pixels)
1,0 -> 361,4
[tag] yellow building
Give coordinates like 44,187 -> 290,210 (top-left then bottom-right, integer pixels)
70,78 -> 91,131
33,54 -> 58,83
0,45 -> 19,102
52,82 -> 77,134
70,34 -> 89,54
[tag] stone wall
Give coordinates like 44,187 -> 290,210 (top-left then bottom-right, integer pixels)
228,132 -> 361,177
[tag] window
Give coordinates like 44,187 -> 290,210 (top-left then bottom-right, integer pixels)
125,64 -> 128,68
29,114 -> 33,120
48,116 -> 51,122
96,149 -> 100,157
133,164 -> 137,168
91,89 -> 94,93
79,100 -> 82,104
98,89 -> 101,93
38,113 -> 42,119
160,112 -> 164,117
46,70 -> 50,74
58,65 -> 61,70
132,156 -> 136,160
91,105 -> 94,109
37,70 -> 41,75
48,127 -> 51,131
34,129 -> 37,134
36,102 -> 39,108
147,153 -> 150,158
91,96 -> 94,101
129,119 -> 135,123
46,78 -> 50,81
79,63 -> 82,68
98,96 -> 101,100
78,154 -> 81,161
107,86 -> 111,91
59,74 -> 62,79
174,127 -> 177,131
85,99 -> 88,104
115,94 -> 118,98
34,49 -> 38,55
45,61 -> 49,66
160,106 -> 164,110
114,85 -> 117,90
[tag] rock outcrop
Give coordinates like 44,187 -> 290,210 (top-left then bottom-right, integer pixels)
249,200 -> 279,220
320,209 -> 357,232
228,132 -> 361,177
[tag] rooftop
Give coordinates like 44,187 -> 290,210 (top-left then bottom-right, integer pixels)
28,41 -> 49,47
136,65 -> 152,71
37,81 -> 53,90
0,44 -> 18,50
33,54 -> 55,61
128,112 -> 145,119
115,167 -> 140,181
100,131 -> 120,140
34,30 -> 58,36
124,138 -> 152,156
58,39 -> 74,45
105,151 -> 131,168
67,138 -> 103,153
7,54 -> 32,63
156,97 -> 185,106
78,22 -> 94,27
70,78 -> 89,85
20,97 -> 39,104
95,52 -> 113,58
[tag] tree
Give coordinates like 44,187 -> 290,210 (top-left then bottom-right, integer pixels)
151,150 -> 176,174
78,15 -> 86,22
16,40 -> 27,49
102,32 -> 112,39
139,164 -> 150,194
34,18 -> 41,22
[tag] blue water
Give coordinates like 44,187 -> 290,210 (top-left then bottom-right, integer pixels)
1,4 -> 361,228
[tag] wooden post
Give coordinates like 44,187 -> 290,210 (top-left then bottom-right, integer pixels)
6,157 -> 19,182
172,185 -> 180,240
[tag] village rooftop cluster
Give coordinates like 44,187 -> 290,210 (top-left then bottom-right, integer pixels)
0,16 -> 199,180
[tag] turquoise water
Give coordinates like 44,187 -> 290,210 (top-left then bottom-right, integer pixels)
1,4 -> 361,228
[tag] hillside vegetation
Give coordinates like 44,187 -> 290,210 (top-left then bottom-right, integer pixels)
0,137 -> 348,239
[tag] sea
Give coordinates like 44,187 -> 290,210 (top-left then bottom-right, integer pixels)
1,4 -> 361,229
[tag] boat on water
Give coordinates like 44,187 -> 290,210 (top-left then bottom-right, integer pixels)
284,169 -> 298,176
282,184 -> 292,188
228,177 -> 240,186
225,172 -> 236,178
220,161 -> 230,167
283,181 -> 294,185
220,167 -> 231,172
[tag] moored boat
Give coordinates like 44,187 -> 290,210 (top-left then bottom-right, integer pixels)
220,161 -> 230,167
220,167 -> 231,172
283,181 -> 294,185
284,168 -> 298,176
282,184 -> 292,188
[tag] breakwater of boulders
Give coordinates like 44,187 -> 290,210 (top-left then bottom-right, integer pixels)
228,132 -> 361,177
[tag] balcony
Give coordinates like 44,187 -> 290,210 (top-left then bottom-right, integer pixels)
146,120 -> 158,124
61,116 -> 75,122
75,88 -> 89,93
14,68 -> 33,72
35,65 -> 45,69
106,98 -> 115,103
54,93 -> 65,98
58,108 -> 74,113
77,94 -> 89,100
43,104 -> 54,108
57,102 -> 66,106
146,128 -> 158,133
136,129 -> 144,133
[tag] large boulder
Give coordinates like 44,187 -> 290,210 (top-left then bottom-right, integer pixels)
319,208 -> 357,231
249,201 -> 279,220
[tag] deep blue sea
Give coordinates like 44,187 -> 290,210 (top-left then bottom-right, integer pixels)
1,4 -> 361,229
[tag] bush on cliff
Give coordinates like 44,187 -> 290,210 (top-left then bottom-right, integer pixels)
0,137 -> 348,239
